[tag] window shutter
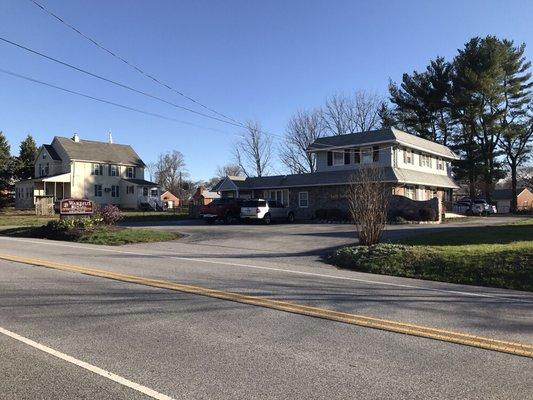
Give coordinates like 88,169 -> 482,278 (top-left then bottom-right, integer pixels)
344,149 -> 350,165
354,149 -> 360,164
327,151 -> 333,166
133,167 -> 136,178
108,164 -> 111,176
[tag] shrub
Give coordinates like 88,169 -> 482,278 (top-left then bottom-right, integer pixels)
330,243 -> 409,272
96,204 -> 122,225
419,207 -> 437,221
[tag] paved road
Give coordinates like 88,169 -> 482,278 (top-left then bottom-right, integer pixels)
0,216 -> 531,399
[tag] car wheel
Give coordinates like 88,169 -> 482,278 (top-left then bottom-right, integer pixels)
287,212 -> 295,223
224,213 -> 233,224
206,218 -> 215,225
263,213 -> 272,225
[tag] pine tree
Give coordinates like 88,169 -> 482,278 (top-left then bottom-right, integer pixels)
0,131 -> 14,208
16,134 -> 38,180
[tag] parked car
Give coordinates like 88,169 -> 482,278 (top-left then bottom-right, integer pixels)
453,198 -> 496,215
240,199 -> 295,224
200,197 -> 244,224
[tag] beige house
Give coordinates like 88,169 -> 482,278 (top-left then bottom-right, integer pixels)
15,134 -> 162,210
213,127 -> 459,219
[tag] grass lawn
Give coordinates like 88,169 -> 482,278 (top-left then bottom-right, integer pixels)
330,218 -> 533,291
0,208 -> 57,226
0,225 -> 181,246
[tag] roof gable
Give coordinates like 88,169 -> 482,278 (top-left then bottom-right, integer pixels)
54,136 -> 145,166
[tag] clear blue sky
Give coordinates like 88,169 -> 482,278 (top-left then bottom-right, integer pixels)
1,0 -> 531,181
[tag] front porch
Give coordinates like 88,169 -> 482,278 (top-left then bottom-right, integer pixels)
15,173 -> 71,209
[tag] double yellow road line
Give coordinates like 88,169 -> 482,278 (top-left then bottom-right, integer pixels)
1,253 -> 532,358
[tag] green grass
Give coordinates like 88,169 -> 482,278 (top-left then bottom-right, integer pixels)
330,218 -> 533,291
77,227 -> 181,245
0,225 -> 181,246
0,208 -> 57,226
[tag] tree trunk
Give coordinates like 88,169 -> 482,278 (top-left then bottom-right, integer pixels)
510,158 -> 518,213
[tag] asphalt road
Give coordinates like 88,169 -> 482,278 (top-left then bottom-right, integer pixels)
0,216 -> 532,399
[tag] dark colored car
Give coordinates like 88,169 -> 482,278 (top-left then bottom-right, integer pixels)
200,197 -> 244,224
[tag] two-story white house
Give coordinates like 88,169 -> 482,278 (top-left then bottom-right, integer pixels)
14,134 -> 162,210
212,127 -> 459,219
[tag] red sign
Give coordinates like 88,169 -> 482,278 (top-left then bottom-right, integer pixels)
60,199 -> 94,215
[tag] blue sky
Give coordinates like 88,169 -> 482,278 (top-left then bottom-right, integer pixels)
1,0 -> 531,181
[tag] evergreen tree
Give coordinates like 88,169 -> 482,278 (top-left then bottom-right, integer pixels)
0,131 -> 14,208
388,57 -> 453,145
16,134 -> 38,180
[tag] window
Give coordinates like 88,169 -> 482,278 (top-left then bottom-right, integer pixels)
150,189 -> 158,197
267,189 -> 289,206
419,153 -> 432,168
430,188 -> 437,199
403,148 -> 413,164
126,167 -> 135,178
42,154 -> 47,159
417,186 -> 426,200
299,192 -> 309,208
327,151 -> 333,166
94,184 -> 103,197
142,187 -> 148,196
353,149 -> 361,164
405,186 -> 415,199
437,158 -> 444,170
361,147 -> 372,164
333,151 -> 344,166
344,149 -> 351,165
126,185 -> 134,194
109,164 -> 118,176
111,185 -> 120,198
372,146 -> 380,162
92,163 -> 103,175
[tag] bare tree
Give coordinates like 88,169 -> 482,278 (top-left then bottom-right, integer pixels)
154,150 -> 187,195
348,166 -> 392,246
233,120 -> 273,177
280,109 -> 324,173
145,161 -> 157,182
215,163 -> 243,178
322,91 -> 383,136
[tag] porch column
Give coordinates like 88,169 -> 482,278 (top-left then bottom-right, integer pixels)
44,181 -> 46,196
54,182 -> 57,200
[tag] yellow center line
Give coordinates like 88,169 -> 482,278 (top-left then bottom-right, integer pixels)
1,253 -> 532,358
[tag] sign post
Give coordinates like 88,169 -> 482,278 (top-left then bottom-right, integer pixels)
59,199 -> 94,219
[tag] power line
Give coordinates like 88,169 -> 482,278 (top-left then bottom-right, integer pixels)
0,36 -> 243,129
28,0 -> 240,125
0,67 -> 233,135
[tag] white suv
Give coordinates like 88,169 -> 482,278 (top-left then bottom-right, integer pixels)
240,199 -> 295,224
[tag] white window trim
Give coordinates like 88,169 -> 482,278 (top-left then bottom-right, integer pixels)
298,191 -> 309,208
332,151 -> 344,166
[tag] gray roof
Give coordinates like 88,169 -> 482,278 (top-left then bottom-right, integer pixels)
43,144 -> 61,161
216,167 -> 459,190
123,178 -> 158,186
491,188 -> 528,200
308,127 -> 458,159
55,136 -> 145,166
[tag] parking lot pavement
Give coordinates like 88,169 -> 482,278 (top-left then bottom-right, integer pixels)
123,214 -> 525,262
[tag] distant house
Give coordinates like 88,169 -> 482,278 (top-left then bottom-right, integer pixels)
191,185 -> 220,206
161,191 -> 179,209
212,127 -> 459,219
492,187 -> 533,213
14,134 -> 162,210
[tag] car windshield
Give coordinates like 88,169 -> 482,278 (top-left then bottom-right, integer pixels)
474,200 -> 487,204
242,200 -> 266,207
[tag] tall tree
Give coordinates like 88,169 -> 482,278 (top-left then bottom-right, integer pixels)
389,57 -> 453,145
378,102 -> 396,129
215,163 -> 243,178
233,120 -> 273,177
154,150 -> 187,196
280,109 -> 324,174
453,36 -> 530,201
322,91 -> 382,135
0,132 -> 14,208
16,134 -> 38,180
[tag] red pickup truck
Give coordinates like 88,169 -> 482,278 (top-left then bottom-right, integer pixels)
199,198 -> 244,224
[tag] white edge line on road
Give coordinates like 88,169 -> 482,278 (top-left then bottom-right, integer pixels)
0,236 -> 531,303
0,326 -> 174,400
